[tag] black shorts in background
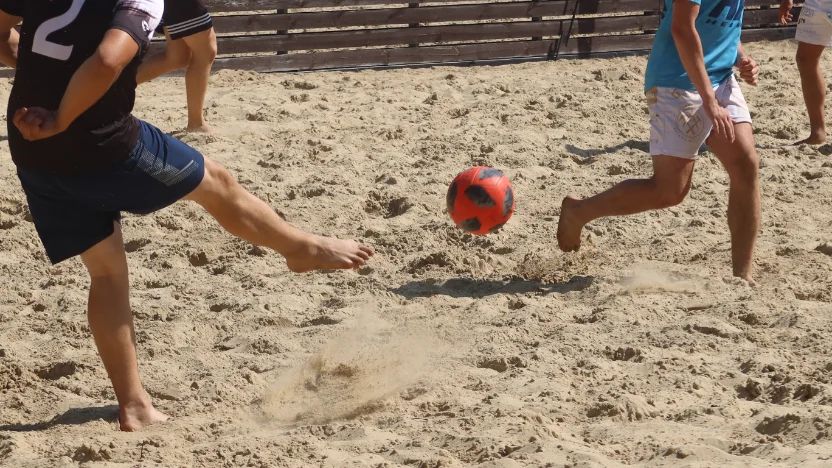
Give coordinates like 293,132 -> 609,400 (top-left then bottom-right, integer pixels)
157,0 -> 213,40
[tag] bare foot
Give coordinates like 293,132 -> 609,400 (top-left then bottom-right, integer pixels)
557,196 -> 585,252
186,124 -> 215,134
285,236 -> 374,273
736,273 -> 757,287
119,400 -> 169,432
793,132 -> 827,146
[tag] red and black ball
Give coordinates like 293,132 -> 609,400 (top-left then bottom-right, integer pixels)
446,166 -> 515,235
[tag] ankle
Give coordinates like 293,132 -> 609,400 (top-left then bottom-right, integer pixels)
118,392 -> 153,411
563,198 -> 589,226
282,233 -> 318,258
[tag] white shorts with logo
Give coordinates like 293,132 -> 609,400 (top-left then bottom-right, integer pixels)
647,75 -> 752,159
796,4 -> 832,47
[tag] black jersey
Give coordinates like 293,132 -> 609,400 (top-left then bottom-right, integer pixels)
0,0 -> 162,174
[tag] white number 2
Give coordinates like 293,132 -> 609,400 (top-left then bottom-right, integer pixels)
32,0 -> 86,61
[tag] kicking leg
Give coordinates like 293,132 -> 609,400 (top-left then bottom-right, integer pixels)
136,30 -> 191,84
795,41 -> 827,145
80,223 -> 168,431
185,157 -> 373,272
558,155 -> 695,251
181,28 -> 218,133
707,122 -> 760,284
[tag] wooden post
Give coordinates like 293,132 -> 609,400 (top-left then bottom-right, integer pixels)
408,3 -> 419,48
277,8 -> 288,55
643,9 -> 659,35
531,0 -> 542,42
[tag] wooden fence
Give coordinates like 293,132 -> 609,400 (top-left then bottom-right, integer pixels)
193,0 -> 798,72
0,0 -> 800,75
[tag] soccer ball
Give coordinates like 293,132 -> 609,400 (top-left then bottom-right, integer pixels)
446,166 -> 515,235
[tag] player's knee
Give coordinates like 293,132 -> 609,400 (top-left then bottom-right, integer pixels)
86,262 -> 126,282
170,52 -> 191,70
796,49 -> 820,69
201,41 -> 217,63
202,157 -> 238,196
191,31 -> 217,63
81,231 -> 128,279
206,38 -> 218,62
655,183 -> 689,208
728,152 -> 760,185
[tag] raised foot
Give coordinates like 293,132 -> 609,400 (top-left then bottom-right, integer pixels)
285,236 -> 374,273
119,402 -> 169,432
557,196 -> 585,252
186,123 -> 216,134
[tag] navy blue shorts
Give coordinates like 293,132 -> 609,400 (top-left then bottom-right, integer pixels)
17,121 -> 205,264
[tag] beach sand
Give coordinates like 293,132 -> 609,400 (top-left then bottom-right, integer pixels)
1,39 -> 831,467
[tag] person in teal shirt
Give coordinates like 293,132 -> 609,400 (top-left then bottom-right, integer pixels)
558,0 -> 762,285
646,0 -> 745,91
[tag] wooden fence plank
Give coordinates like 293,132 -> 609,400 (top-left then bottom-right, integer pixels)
204,0 -> 671,13
204,15 -> 659,54
206,40 -> 554,71
209,0 -> 787,34
204,0 -> 781,13
207,6 -> 791,55
743,0 -> 794,7
741,24 -> 796,40
211,0 -> 663,33
0,25 -> 798,77
203,26 -> 793,73
206,35 -> 652,71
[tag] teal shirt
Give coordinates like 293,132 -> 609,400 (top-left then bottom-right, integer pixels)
644,0 -> 743,92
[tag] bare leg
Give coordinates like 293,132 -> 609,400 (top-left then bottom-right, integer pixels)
557,155 -> 695,251
795,41 -> 827,145
80,223 -> 168,431
136,29 -> 191,85
706,123 -> 760,284
181,29 -> 218,133
185,158 -> 374,272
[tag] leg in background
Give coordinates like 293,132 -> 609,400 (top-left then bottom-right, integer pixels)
706,122 -> 760,284
557,155 -> 695,251
80,223 -> 168,431
181,28 -> 218,133
795,41 -> 827,145
136,30 -> 192,85
185,157 -> 374,272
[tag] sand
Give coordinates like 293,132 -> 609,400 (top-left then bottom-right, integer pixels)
1,39 -> 831,467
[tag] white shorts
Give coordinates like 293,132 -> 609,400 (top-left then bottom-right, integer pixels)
796,6 -> 832,47
647,75 -> 752,159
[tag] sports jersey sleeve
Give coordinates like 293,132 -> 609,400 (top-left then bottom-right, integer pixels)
0,0 -> 24,17
110,0 -> 164,49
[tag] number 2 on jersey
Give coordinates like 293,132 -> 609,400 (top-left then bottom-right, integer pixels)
32,0 -> 86,60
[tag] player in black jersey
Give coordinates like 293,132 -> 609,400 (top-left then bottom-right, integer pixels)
137,0 -> 217,133
0,0 -> 373,431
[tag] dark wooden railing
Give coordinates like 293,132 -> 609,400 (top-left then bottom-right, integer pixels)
0,0 -> 799,75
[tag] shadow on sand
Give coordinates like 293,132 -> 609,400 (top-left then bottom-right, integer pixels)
0,405 -> 118,432
392,275 -> 594,299
565,140 -> 650,160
